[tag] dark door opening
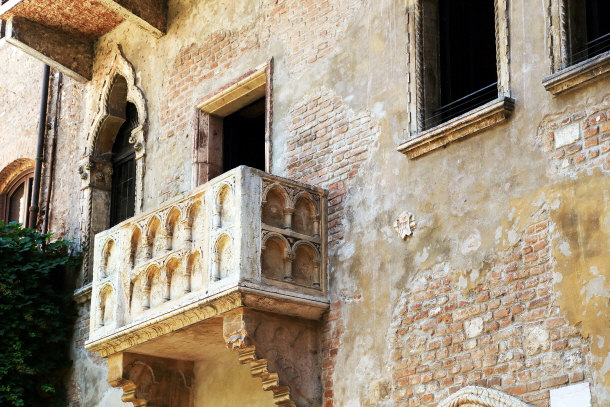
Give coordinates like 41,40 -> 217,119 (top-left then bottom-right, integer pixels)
222,97 -> 266,173
435,0 -> 497,124
110,102 -> 137,227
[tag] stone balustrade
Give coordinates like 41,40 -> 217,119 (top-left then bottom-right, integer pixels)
86,166 -> 328,354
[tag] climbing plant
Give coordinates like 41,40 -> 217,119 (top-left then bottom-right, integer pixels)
0,222 -> 80,407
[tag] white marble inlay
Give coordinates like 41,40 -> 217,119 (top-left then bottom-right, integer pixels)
550,382 -> 591,407
554,122 -> 580,149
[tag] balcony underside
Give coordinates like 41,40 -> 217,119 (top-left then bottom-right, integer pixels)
0,0 -> 167,81
102,306 -> 323,407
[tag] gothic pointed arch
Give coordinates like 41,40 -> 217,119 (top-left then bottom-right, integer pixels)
439,386 -> 530,407
79,44 -> 148,284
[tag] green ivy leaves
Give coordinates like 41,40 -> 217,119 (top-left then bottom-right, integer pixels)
0,222 -> 81,407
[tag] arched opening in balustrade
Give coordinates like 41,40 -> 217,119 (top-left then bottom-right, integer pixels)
261,233 -> 291,281
187,251 -> 205,292
148,264 -> 164,309
189,199 -> 205,242
213,234 -> 233,280
292,241 -> 321,288
101,239 -> 117,278
146,216 -> 163,258
216,184 -> 234,228
130,226 -> 143,269
292,192 -> 317,236
165,257 -> 181,301
97,285 -> 114,328
166,207 -> 182,251
262,184 -> 290,228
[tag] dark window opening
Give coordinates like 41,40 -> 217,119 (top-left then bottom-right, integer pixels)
109,102 -> 137,227
424,0 -> 498,129
1,21 -> 5,39
569,0 -> 610,64
222,97 -> 266,173
3,172 -> 34,226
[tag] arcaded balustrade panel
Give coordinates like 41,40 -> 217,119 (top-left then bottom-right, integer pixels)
89,167 -> 328,344
260,177 -> 326,293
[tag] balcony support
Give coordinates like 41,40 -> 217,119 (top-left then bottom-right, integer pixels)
222,308 -> 322,407
95,0 -> 167,38
6,17 -> 93,82
108,352 -> 193,407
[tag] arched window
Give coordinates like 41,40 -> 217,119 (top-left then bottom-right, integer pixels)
109,102 -> 137,227
1,169 -> 34,225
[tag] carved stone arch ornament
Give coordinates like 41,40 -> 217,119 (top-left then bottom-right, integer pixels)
79,44 -> 148,284
439,386 -> 530,407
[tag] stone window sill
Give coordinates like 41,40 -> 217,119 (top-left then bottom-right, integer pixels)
397,97 -> 515,159
543,51 -> 610,95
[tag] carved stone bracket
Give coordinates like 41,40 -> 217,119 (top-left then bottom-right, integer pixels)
108,352 -> 193,407
222,308 -> 322,407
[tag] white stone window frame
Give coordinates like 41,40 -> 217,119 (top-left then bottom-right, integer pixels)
398,0 -> 514,159
542,0 -> 610,95
79,44 -> 148,285
192,60 -> 273,187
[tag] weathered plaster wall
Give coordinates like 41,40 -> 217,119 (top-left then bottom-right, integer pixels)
0,42 -> 40,172
193,349 -> 275,407
2,0 -> 605,405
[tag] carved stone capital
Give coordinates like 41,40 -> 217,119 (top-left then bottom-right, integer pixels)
108,352 -> 193,407
222,309 -> 322,407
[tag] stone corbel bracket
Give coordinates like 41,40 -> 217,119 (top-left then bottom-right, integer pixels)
223,308 -> 322,407
108,352 -> 193,407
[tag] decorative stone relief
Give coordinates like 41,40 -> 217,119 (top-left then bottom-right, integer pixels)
86,167 -> 329,357
261,178 -> 325,291
439,386 -> 530,407
393,212 -> 416,240
108,353 -> 193,407
222,308 -> 322,407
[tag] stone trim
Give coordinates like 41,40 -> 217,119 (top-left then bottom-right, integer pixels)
542,51 -> 610,95
80,44 -> 147,284
193,60 -> 273,186
439,386 -> 530,407
402,0 -> 512,158
543,0 -> 610,94
223,308 -> 322,407
397,97 -> 515,159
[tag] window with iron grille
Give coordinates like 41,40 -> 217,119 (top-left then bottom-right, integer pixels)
424,0 -> 498,129
567,0 -> 610,65
109,103 -> 137,227
398,0 -> 513,159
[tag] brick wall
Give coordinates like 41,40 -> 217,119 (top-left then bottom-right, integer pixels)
262,0 -> 360,76
539,100 -> 610,174
389,217 -> 591,407
321,300 -> 344,407
286,88 -> 379,246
